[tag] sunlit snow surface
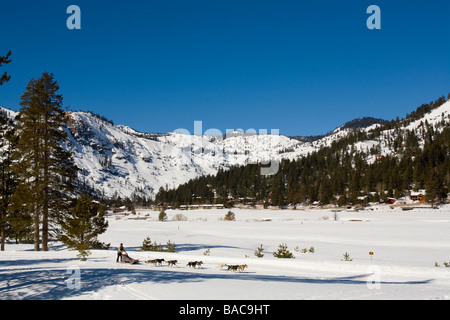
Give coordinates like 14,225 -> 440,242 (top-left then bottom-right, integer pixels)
1,206 -> 450,300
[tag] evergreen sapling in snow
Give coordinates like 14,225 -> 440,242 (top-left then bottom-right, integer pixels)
59,195 -> 109,260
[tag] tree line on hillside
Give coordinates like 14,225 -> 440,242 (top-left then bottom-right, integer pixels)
156,95 -> 450,208
0,54 -> 108,257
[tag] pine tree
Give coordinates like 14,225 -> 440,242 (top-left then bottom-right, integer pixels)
254,244 -> 265,258
15,72 -> 78,251
140,236 -> 153,251
318,179 -> 332,205
0,115 -> 17,250
337,194 -> 348,207
59,195 -> 109,260
270,174 -> 285,207
273,243 -> 294,259
426,170 -> 446,207
166,239 -> 176,252
0,51 -> 12,85
158,210 -> 168,221
0,51 -> 14,248
5,206 -> 33,244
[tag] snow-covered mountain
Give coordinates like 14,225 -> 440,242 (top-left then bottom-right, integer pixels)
1,98 -> 449,199
62,111 -> 313,198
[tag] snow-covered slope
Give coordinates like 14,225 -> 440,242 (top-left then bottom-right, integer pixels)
1,99 -> 449,199
63,112 -> 315,198
66,99 -> 449,199
349,99 -> 450,163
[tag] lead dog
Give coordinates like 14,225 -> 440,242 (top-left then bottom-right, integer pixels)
238,264 -> 248,272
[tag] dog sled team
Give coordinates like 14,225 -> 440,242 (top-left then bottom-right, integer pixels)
117,244 -> 248,272
145,259 -> 248,272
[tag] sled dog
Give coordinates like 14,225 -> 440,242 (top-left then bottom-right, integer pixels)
227,265 -> 239,272
167,260 -> 178,267
145,259 -> 157,265
187,261 -> 203,268
146,258 -> 165,266
238,264 -> 248,272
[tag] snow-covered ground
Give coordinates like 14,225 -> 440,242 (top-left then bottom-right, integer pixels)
1,205 -> 450,300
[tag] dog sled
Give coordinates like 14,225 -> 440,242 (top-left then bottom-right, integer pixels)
121,253 -> 140,264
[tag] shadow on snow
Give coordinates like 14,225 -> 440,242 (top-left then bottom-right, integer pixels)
0,264 -> 433,300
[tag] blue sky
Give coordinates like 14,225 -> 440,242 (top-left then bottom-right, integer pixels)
1,0 -> 449,136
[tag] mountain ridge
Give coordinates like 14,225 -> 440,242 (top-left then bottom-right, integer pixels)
1,94 -> 448,200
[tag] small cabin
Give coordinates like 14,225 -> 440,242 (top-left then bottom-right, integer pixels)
410,192 -> 425,202
385,198 -> 396,205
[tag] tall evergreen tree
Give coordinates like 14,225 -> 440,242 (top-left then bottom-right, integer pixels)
426,170 -> 446,207
15,72 -> 78,251
0,114 -> 17,250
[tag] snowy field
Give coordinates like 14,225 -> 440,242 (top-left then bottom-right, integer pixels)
1,205 -> 450,300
